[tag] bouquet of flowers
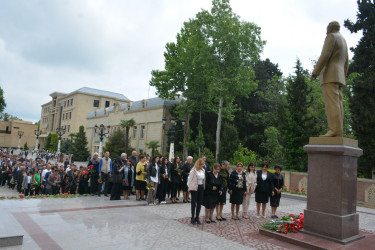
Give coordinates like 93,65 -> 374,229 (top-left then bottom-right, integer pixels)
82,170 -> 89,176
98,177 -> 103,184
10,178 -> 15,184
89,165 -> 96,174
162,173 -> 168,179
146,181 -> 154,191
33,180 -> 38,186
123,179 -> 128,186
176,166 -> 183,175
31,185 -> 35,191
262,213 -> 304,234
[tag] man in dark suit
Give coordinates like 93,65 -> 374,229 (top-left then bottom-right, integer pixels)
311,21 -> 349,137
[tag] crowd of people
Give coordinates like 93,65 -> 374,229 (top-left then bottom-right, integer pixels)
0,147 -> 285,224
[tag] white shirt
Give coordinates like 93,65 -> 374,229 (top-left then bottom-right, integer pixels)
151,164 -> 159,183
197,170 -> 205,185
27,176 -> 32,184
262,173 -> 267,181
42,169 -> 51,181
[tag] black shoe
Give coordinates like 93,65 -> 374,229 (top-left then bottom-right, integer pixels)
195,218 -> 201,225
221,217 -> 227,221
205,221 -> 211,224
176,198 -> 179,200
210,220 -> 216,223
104,194 -> 108,197
191,218 -> 196,225
274,215 -> 279,219
183,201 -> 187,203
216,217 -> 222,221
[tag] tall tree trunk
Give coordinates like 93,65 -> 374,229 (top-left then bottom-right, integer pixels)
183,108 -> 189,161
215,97 -> 223,162
125,127 -> 129,154
198,111 -> 202,155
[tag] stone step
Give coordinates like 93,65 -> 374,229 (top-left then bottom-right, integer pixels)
0,235 -> 23,247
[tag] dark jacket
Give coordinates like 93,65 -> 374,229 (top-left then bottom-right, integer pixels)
205,172 -> 223,194
159,163 -> 169,181
169,163 -> 181,184
181,163 -> 192,181
110,161 -> 123,184
147,163 -> 158,181
129,156 -> 139,169
272,173 -> 284,190
123,166 -> 133,187
228,171 -> 247,191
255,170 -> 274,194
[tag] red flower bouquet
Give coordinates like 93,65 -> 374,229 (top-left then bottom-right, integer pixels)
262,213 -> 304,234
146,181 -> 154,191
98,177 -> 103,184
162,173 -> 168,179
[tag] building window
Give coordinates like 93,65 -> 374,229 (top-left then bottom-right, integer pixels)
64,101 -> 66,107
105,101 -> 110,108
140,125 -> 145,139
93,100 -> 99,107
62,113 -> 65,120
68,125 -> 70,132
139,149 -> 143,154
133,126 -> 137,139
71,99 -> 73,106
69,112 -> 71,119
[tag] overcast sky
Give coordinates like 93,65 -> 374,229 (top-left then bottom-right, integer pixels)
0,0 -> 361,123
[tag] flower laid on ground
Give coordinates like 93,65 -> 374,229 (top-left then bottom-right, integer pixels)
162,173 -> 168,179
1,194 -> 91,200
98,177 -> 103,184
262,213 -> 304,234
146,181 -> 154,191
283,186 -> 307,196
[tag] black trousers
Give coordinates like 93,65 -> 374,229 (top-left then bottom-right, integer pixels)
171,182 -> 178,198
190,185 -> 204,219
98,172 -> 110,195
24,184 -> 31,196
158,179 -> 168,202
90,172 -> 99,195
110,182 -> 121,200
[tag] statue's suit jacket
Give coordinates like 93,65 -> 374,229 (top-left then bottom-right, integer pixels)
312,32 -> 349,87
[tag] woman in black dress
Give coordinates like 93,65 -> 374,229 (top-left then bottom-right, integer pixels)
228,162 -> 247,220
203,163 -> 223,223
216,160 -> 229,221
158,157 -> 169,204
255,161 -> 274,218
270,165 -> 284,219
110,159 -> 124,200
169,156 -> 181,203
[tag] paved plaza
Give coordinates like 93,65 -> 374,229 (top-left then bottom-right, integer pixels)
1,185 -> 375,250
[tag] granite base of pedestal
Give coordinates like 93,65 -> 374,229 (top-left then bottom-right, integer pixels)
303,137 -> 364,244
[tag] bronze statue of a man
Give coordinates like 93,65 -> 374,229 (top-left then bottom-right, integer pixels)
310,21 -> 349,137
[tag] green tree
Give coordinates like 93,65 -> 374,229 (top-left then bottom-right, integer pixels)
49,134 -> 59,152
0,86 -> 5,113
219,121 -> 239,162
23,142 -> 29,151
120,119 -> 135,154
103,129 -> 127,158
44,133 -> 52,150
344,0 -> 375,177
71,125 -> 90,161
61,139 -> 73,154
146,140 -> 160,158
279,60 -> 323,171
234,59 -> 284,155
0,112 -> 23,121
260,126 -> 284,167
231,143 -> 258,166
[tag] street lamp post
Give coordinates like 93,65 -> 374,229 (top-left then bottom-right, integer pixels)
34,130 -> 42,151
56,127 -> 66,154
94,124 -> 110,157
17,131 -> 24,150
162,117 -> 185,161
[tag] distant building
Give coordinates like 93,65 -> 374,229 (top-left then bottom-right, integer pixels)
39,87 -> 130,149
86,97 -> 181,156
0,119 -> 38,149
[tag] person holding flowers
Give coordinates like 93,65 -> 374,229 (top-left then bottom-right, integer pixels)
87,152 -> 102,197
158,157 -> 169,204
22,170 -> 33,196
33,169 -> 42,195
147,156 -> 160,205
228,162 -> 247,220
135,155 -> 147,201
170,156 -> 182,204
255,161 -> 274,218
270,165 -> 284,219
110,158 -> 124,200
122,159 -> 133,200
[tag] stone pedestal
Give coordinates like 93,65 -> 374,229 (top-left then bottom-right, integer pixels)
303,137 -> 364,244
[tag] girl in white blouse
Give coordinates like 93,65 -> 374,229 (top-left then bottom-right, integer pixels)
242,163 -> 257,218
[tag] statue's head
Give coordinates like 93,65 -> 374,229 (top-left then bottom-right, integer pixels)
327,21 -> 340,34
